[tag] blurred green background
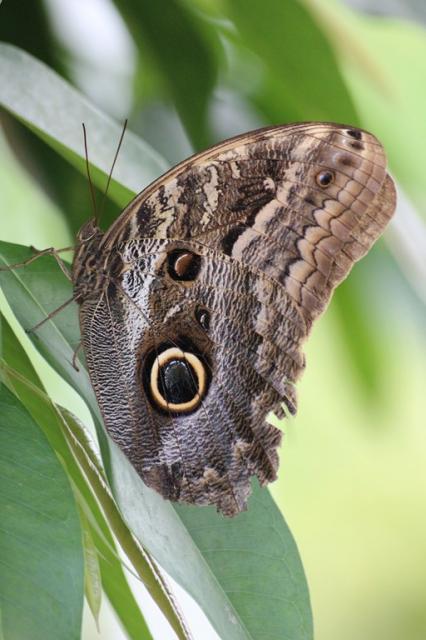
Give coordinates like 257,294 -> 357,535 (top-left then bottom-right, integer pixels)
0,1 -> 425,639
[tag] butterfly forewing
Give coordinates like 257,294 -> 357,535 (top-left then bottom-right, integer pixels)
74,122 -> 396,516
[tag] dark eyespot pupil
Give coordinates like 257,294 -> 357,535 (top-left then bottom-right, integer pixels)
347,129 -> 362,140
317,171 -> 334,187
167,250 -> 201,281
158,359 -> 198,404
195,307 -> 210,331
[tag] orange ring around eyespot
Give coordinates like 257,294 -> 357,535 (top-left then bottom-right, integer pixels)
149,347 -> 206,412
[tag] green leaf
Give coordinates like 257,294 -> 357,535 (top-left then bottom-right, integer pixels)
113,0 -> 219,149
0,43 -> 169,209
177,486 -> 310,639
0,316 -> 182,640
226,0 -> 359,124
0,0 -> 100,234
0,384 -> 84,640
79,505 -> 103,629
61,408 -> 188,640
0,241 -> 313,640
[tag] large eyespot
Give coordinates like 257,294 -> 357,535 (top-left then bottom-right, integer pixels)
167,250 -> 201,282
316,170 -> 334,187
149,347 -> 206,413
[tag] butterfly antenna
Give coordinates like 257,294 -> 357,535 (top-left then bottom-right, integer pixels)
82,123 -> 98,222
99,119 -> 128,223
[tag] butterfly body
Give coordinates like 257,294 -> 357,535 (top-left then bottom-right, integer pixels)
72,122 -> 396,516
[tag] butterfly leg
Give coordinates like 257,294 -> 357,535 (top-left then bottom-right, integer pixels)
72,341 -> 83,372
1,246 -> 74,281
26,295 -> 79,334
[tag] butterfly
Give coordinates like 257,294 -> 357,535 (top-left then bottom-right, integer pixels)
69,122 -> 396,516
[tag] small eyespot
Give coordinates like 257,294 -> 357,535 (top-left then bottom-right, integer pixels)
149,347 -> 206,413
167,250 -> 201,282
347,129 -> 362,140
337,153 -> 354,167
316,170 -> 334,188
195,307 -> 210,331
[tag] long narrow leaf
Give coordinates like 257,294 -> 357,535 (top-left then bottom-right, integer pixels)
0,384 -> 84,640
0,43 -> 169,208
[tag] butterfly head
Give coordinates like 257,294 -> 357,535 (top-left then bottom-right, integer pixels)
72,219 -> 105,300
77,218 -> 102,243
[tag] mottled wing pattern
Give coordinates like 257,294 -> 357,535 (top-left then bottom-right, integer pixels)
76,123 -> 396,516
104,123 -> 395,328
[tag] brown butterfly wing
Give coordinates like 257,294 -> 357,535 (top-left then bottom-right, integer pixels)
77,123 -> 396,516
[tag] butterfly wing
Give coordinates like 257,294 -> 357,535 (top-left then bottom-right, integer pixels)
78,123 -> 396,516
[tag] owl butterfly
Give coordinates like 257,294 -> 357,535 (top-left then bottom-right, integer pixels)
72,122 -> 396,516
